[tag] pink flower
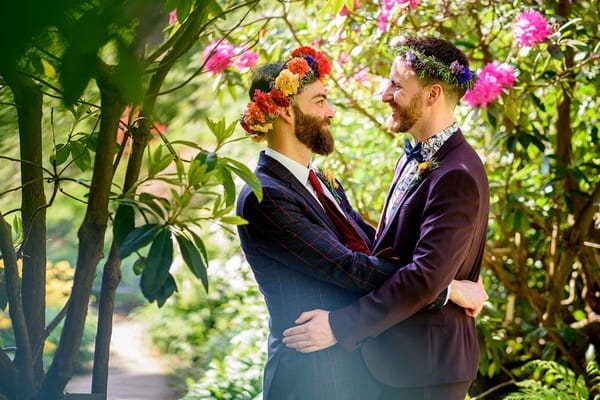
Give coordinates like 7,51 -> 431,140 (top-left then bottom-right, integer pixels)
235,48 -> 259,70
482,62 -> 516,87
203,40 -> 235,74
338,52 -> 351,65
514,10 -> 553,47
464,62 -> 516,107
353,67 -> 369,83
377,0 -> 420,32
169,10 -> 177,25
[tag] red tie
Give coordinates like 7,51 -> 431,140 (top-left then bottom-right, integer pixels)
308,170 -> 371,255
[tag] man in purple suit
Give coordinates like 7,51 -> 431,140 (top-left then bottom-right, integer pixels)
237,45 -> 487,399
283,37 -> 489,399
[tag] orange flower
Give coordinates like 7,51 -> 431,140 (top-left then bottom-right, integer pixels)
287,57 -> 311,79
244,102 -> 266,125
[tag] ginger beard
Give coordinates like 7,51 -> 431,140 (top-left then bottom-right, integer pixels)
292,104 -> 335,155
387,90 -> 426,133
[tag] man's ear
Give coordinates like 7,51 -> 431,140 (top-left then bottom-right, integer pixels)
278,105 -> 294,125
426,84 -> 443,105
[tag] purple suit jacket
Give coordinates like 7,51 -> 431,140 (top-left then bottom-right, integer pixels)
329,131 -> 490,387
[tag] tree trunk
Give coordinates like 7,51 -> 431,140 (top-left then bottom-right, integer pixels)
0,214 -> 34,399
6,70 -> 48,383
36,65 -> 123,400
90,243 -> 122,394
90,4 -> 210,394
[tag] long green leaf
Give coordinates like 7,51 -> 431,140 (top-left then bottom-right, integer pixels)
120,224 -> 159,258
175,234 -> 208,292
222,158 -> 262,202
219,165 -> 235,207
156,274 -> 177,307
113,203 -> 135,247
141,228 -> 173,302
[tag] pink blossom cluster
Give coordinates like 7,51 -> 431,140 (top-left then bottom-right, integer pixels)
514,10 -> 553,47
203,40 -> 259,74
378,0 -> 420,32
464,62 -> 516,107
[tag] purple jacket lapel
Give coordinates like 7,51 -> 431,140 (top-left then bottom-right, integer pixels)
373,131 -> 467,250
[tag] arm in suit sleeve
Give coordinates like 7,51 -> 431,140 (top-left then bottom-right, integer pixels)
329,169 -> 481,350
335,175 -> 449,309
239,186 -> 399,294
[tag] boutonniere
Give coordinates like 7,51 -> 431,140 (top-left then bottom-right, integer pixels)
415,158 -> 440,183
317,169 -> 343,204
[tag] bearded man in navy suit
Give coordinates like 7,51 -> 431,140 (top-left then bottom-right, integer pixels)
236,45 -> 487,400
283,38 -> 489,400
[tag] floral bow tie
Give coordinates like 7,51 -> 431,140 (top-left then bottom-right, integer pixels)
404,139 -> 424,163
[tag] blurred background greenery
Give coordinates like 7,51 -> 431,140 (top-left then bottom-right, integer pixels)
0,0 -> 598,399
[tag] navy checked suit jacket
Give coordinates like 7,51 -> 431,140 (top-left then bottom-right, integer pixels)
236,152 -> 400,400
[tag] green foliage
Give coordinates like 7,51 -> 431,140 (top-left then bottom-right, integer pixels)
504,360 -> 600,400
138,256 -> 267,399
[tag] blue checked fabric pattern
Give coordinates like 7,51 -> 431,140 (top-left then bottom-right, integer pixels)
384,122 -> 459,223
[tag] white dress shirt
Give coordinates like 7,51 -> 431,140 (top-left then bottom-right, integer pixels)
265,147 -> 345,214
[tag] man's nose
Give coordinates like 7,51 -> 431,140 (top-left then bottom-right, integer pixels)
382,86 -> 393,103
326,102 -> 335,119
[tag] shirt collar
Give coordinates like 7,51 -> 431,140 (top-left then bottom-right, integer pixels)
265,147 -> 311,185
419,122 -> 459,160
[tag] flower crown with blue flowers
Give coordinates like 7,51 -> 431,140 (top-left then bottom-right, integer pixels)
392,45 -> 475,90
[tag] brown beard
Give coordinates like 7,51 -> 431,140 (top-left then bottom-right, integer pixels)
389,92 -> 425,133
293,104 -> 335,155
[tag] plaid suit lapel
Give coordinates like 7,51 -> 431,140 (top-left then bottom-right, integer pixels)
258,152 -> 339,234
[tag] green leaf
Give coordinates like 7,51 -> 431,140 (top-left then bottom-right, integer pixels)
175,234 -> 208,292
219,165 -> 235,207
53,143 -> 71,166
189,231 -> 209,268
177,0 -> 193,22
207,0 -> 224,17
220,216 -> 248,225
113,203 -> 135,247
221,157 -> 262,202
147,146 -> 171,177
120,224 -> 160,258
156,274 -> 177,307
138,193 -> 167,219
530,94 -> 546,112
71,141 -> 92,171
141,228 -> 173,302
195,151 -> 217,173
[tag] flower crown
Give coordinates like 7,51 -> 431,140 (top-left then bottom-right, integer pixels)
392,45 -> 475,90
240,46 -> 331,136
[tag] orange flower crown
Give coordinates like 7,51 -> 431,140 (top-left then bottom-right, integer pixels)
240,46 -> 331,136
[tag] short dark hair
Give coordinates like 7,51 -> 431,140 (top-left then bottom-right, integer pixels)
404,37 -> 470,100
247,61 -> 285,99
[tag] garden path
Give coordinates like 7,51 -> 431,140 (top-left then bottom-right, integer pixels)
66,314 -> 177,400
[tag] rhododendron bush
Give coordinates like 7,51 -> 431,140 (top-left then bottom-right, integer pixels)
0,0 -> 597,399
